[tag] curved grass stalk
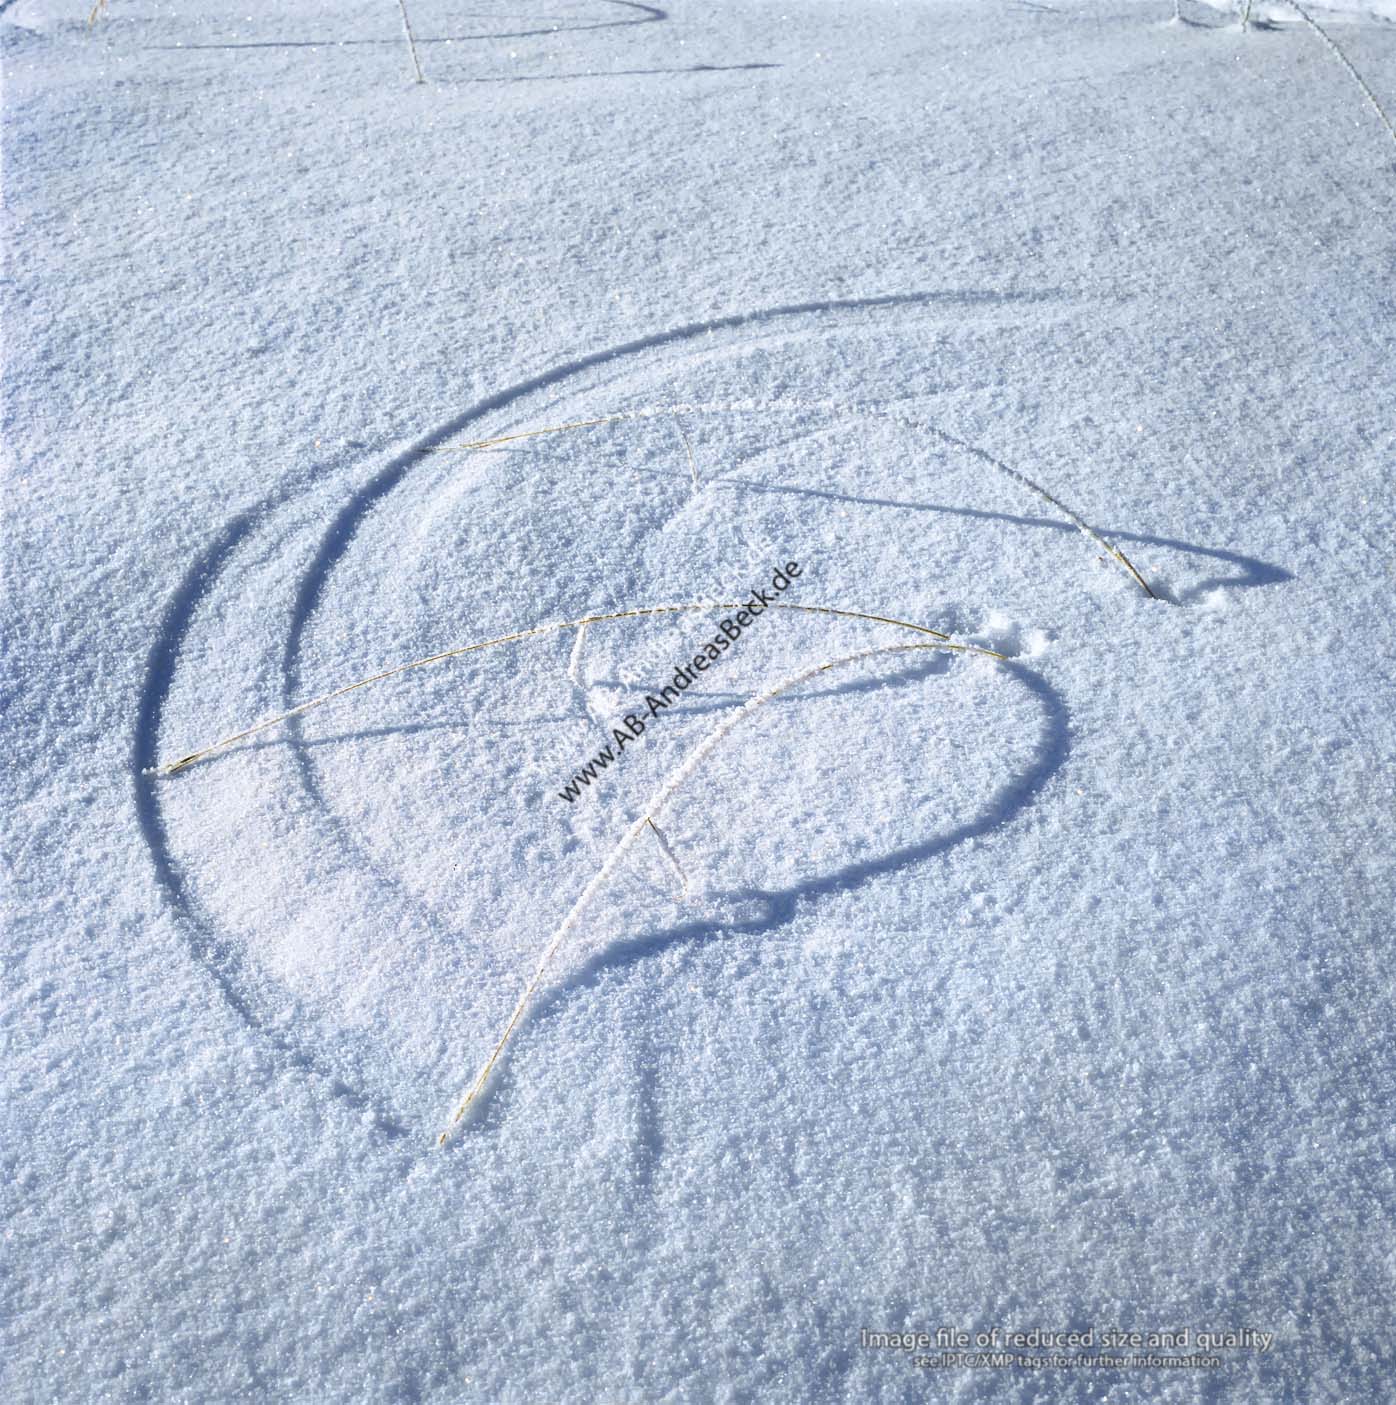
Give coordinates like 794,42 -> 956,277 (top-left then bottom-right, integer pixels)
1287,1 -> 1396,147
430,398 -> 1159,599
436,636 -> 1007,1145
154,602 -> 953,776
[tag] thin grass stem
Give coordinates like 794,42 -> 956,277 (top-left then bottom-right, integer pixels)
395,0 -> 426,83
645,817 -> 688,897
1287,0 -> 1396,147
437,636 -> 1007,1143
676,419 -> 700,493
154,601 -> 953,776
428,399 -> 1158,598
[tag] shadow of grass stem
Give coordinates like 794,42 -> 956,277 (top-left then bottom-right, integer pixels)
436,635 -> 1006,1145
428,400 -> 1161,599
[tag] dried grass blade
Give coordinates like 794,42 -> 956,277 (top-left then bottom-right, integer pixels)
437,636 -> 1006,1143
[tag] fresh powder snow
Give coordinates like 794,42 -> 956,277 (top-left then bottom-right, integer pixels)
3,0 -> 1394,1400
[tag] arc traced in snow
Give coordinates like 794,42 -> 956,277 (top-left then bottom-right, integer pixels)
437,634 -> 1009,1144
429,398 -> 1161,599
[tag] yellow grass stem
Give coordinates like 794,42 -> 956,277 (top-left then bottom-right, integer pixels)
155,602 -> 953,776
428,399 -> 1159,598
436,635 -> 1007,1143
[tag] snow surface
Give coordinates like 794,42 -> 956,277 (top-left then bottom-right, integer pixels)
1192,0 -> 1396,20
3,0 -> 1395,1400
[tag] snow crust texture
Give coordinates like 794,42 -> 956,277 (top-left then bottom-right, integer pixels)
4,0 -> 1395,1400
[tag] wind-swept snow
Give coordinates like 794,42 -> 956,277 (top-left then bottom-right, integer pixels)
3,0 -> 1394,1400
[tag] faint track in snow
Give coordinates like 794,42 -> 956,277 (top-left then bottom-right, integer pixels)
131,503 -> 413,1137
451,61 -> 781,84
277,290 -> 1065,717
142,0 -> 666,52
